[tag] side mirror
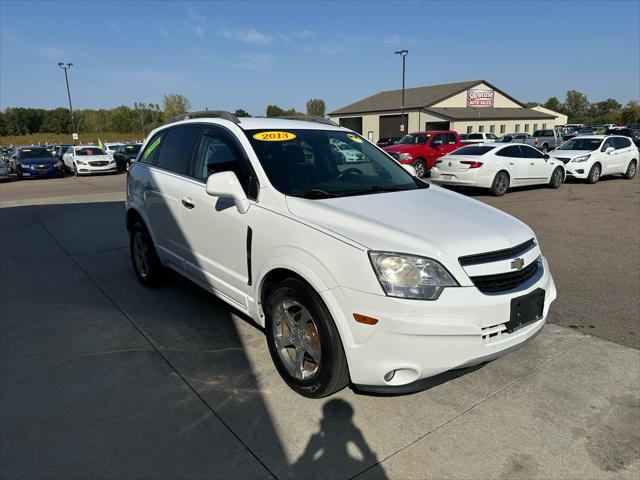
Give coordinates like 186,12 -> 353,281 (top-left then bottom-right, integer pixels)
431,141 -> 442,147
543,154 -> 550,159
605,147 -> 615,154
206,171 -> 250,214
402,164 -> 417,176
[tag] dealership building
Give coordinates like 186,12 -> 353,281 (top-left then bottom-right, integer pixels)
328,80 -> 567,142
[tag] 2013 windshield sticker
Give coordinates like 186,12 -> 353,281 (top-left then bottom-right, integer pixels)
347,134 -> 363,143
144,137 -> 161,159
253,131 -> 296,141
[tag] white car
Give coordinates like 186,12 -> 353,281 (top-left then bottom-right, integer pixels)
431,143 -> 566,196
329,138 -> 365,162
103,143 -> 123,157
463,132 -> 498,144
126,113 -> 557,397
0,159 -> 10,182
62,145 -> 117,175
549,135 -> 638,183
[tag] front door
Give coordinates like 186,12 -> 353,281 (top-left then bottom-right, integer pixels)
522,145 -> 551,183
599,138 -> 617,175
179,126 -> 257,309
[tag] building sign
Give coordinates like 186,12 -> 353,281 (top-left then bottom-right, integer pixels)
467,89 -> 494,107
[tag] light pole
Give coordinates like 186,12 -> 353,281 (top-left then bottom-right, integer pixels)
57,62 -> 77,143
394,49 -> 408,135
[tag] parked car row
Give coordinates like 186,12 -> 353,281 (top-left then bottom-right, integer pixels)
0,142 -> 142,180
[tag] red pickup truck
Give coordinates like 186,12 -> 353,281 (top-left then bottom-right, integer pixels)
383,130 -> 463,178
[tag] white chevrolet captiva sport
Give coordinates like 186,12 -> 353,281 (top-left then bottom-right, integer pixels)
126,112 -> 557,398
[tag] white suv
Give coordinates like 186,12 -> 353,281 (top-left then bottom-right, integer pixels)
550,135 -> 638,183
126,112 -> 557,397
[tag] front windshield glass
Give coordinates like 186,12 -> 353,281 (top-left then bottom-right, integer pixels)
498,136 -> 513,143
19,148 -> 53,159
557,138 -> 602,151
124,144 -> 142,154
245,129 -> 425,198
396,133 -> 429,145
75,147 -> 106,156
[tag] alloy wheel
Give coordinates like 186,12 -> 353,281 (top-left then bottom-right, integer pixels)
272,299 -> 322,380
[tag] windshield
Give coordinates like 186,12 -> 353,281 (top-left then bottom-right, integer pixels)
557,138 -> 602,151
245,129 -> 425,198
19,148 -> 53,159
396,133 -> 429,145
75,147 -> 106,156
498,136 -> 513,143
466,133 -> 483,140
124,144 -> 141,154
451,145 -> 496,155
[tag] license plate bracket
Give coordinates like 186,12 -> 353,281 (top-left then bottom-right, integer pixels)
507,288 -> 545,333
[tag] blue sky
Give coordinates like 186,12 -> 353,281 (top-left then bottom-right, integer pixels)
1,0 -> 638,114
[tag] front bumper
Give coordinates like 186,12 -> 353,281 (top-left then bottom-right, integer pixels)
322,256 -> 557,390
77,163 -> 118,175
17,164 -> 63,178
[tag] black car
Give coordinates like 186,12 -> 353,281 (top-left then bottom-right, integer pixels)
606,128 -> 640,146
113,143 -> 142,171
376,137 -> 400,148
54,144 -> 73,161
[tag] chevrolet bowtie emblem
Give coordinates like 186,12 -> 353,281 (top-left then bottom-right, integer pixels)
511,258 -> 525,270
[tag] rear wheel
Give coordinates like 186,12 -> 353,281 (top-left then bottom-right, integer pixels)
412,158 -> 426,178
490,171 -> 510,196
623,160 -> 637,179
129,221 -> 164,287
549,167 -> 564,189
587,163 -> 601,184
265,278 -> 349,398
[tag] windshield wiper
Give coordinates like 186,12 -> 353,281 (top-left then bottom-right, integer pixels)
339,185 -> 413,197
289,189 -> 342,199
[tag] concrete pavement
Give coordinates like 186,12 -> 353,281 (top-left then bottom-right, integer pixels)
0,176 -> 638,479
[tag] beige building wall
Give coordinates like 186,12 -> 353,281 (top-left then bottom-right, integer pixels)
452,118 -> 560,136
532,106 -> 568,125
433,82 -> 522,108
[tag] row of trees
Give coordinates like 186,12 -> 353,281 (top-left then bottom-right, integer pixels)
0,94 -> 328,137
531,91 -> 640,125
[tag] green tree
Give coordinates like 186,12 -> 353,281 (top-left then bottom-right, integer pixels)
589,98 -> 622,124
108,105 -> 137,132
163,93 -> 191,119
621,100 -> 640,124
40,108 -> 71,134
234,108 -> 251,117
543,97 -> 563,113
266,105 -> 285,117
306,98 -> 326,117
563,90 -> 590,123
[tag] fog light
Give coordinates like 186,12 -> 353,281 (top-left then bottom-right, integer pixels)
384,370 -> 395,382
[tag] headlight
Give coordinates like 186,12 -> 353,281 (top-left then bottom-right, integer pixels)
572,154 -> 590,163
369,252 -> 458,300
398,153 -> 413,160
77,160 -> 87,165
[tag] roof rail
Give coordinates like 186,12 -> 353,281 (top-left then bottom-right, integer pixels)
165,110 -> 240,125
275,114 -> 338,127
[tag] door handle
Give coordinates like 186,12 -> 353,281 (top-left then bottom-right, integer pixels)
530,163 -> 535,165
509,162 -> 515,165
181,197 -> 195,209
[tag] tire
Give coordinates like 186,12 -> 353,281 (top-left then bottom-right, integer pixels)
541,144 -> 549,153
73,163 -> 78,177
549,167 -> 564,189
412,158 -> 426,178
623,160 -> 637,179
587,163 -> 601,184
264,277 -> 349,398
129,221 -> 164,287
16,172 -> 22,180
490,171 -> 510,196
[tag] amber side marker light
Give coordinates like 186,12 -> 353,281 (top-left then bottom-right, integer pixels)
353,313 -> 379,325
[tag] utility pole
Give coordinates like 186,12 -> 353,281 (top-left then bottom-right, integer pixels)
57,62 -> 77,143
394,50 -> 409,135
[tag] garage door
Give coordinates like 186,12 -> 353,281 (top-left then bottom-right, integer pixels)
339,117 -> 363,134
379,114 -> 403,138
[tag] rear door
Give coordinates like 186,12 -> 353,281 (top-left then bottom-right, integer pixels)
496,145 -> 529,184
179,125 -> 258,308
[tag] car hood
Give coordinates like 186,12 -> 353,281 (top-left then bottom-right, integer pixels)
549,150 -> 594,159
19,157 -> 57,164
383,144 -> 420,153
285,186 -> 534,262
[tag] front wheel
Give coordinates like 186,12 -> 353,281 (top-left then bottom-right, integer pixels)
623,160 -> 637,179
265,278 -> 349,398
549,167 -> 564,189
587,163 -> 601,184
490,171 -> 509,196
412,158 -> 426,178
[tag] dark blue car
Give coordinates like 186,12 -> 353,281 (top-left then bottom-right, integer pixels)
15,147 -> 64,180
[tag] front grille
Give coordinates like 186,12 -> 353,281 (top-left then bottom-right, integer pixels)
470,259 -> 539,293
34,164 -> 50,169
459,239 -> 536,267
89,161 -> 108,166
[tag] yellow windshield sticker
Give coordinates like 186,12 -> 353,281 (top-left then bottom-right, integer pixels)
253,131 -> 296,142
347,133 -> 363,143
126,146 -> 135,149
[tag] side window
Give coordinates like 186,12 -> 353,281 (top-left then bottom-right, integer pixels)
614,137 -> 631,149
155,126 -> 200,174
496,146 -> 522,158
515,124 -> 520,133
140,133 -> 164,165
601,138 -> 615,152
192,128 -> 256,198
66,147 -> 73,154
431,134 -> 445,145
466,126 -> 472,134
445,133 -> 457,144
500,125 -> 506,134
522,145 -> 544,158
478,125 -> 485,133
415,134 -> 427,144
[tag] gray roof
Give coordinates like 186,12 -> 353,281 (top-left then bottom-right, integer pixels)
425,107 -> 555,121
329,79 -> 526,115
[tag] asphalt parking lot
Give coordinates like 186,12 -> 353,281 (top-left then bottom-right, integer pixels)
1,173 -> 638,479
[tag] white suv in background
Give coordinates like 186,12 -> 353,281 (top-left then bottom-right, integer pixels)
464,132 -> 498,143
126,112 -> 557,398
550,135 -> 638,183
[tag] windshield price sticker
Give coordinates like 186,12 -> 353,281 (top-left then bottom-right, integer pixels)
347,134 -> 363,143
253,131 -> 296,141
